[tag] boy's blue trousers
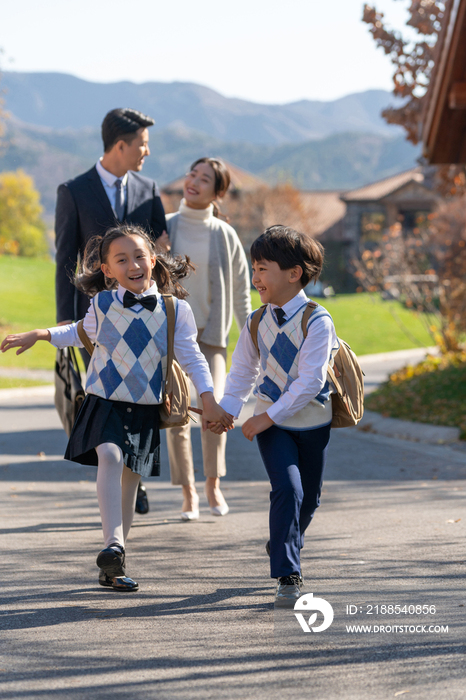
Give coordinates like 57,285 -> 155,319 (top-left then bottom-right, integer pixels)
256,422 -> 331,578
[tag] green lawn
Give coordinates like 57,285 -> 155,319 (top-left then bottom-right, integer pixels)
0,256 -> 57,370
366,352 -> 466,439
228,289 -> 433,362
0,377 -> 50,389
0,255 -> 434,373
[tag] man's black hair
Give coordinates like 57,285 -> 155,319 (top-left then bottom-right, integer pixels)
101,108 -> 155,152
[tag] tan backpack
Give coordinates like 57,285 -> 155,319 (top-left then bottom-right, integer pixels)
77,293 -> 191,429
249,302 -> 364,428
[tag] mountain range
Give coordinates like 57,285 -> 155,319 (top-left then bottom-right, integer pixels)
0,72 -> 420,218
1,72 -> 404,144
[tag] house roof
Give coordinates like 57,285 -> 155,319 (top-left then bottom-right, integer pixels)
340,168 -> 426,202
423,0 -> 466,163
298,191 -> 346,236
162,160 -> 266,194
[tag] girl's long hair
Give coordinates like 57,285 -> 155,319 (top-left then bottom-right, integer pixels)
75,224 -> 194,299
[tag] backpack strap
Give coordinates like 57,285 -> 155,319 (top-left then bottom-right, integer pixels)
249,304 -> 267,356
301,301 -> 318,338
162,294 -> 175,386
77,319 -> 94,356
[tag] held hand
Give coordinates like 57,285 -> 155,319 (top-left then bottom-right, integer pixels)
242,413 -> 274,442
207,420 -> 234,435
200,392 -> 234,432
1,329 -> 51,355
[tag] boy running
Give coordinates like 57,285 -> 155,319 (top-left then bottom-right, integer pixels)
217,225 -> 338,606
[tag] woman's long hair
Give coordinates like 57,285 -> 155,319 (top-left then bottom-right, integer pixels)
75,224 -> 194,299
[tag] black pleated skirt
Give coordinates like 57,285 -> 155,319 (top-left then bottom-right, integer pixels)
64,394 -> 161,477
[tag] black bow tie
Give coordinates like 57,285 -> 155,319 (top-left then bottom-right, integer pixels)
274,307 -> 287,326
123,291 -> 157,312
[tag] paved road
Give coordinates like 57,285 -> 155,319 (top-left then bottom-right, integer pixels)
0,377 -> 465,700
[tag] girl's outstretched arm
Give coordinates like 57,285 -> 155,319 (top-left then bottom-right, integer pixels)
1,329 -> 51,355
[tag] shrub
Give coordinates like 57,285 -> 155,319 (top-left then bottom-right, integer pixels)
0,169 -> 49,257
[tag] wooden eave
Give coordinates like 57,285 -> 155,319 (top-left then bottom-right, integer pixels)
423,0 -> 466,163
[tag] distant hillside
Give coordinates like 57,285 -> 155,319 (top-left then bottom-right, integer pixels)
1,72 -> 403,146
0,119 -> 420,218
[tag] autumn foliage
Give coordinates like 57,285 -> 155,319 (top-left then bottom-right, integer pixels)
0,170 -> 48,257
362,1 -> 447,143
359,1 -> 466,351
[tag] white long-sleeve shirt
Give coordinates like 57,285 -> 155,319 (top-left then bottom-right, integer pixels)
48,283 -> 214,398
220,290 -> 337,426
95,159 -> 128,215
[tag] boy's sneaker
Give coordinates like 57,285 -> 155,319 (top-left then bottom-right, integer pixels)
275,573 -> 304,607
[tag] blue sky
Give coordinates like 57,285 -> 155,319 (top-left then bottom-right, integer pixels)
1,0 -> 416,104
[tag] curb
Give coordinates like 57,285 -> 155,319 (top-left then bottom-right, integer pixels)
0,385 -> 54,399
357,410 -> 461,445
358,346 -> 438,364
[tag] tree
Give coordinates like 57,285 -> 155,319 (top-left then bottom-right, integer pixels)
358,1 -> 466,351
362,1 -> 446,143
362,1 -> 466,195
227,184 -> 316,252
0,170 -> 49,257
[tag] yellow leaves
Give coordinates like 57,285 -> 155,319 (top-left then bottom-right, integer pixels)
0,170 -> 48,257
367,352 -> 466,438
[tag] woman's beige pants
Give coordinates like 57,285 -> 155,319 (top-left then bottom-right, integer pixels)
166,339 -> 227,485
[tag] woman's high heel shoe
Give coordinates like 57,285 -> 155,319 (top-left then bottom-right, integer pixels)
210,503 -> 229,516
204,478 -> 229,516
180,488 -> 199,521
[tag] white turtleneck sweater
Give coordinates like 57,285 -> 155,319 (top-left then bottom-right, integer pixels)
167,200 -> 214,329
166,199 -> 251,348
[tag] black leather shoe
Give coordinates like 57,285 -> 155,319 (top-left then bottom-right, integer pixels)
110,576 -> 139,591
97,547 -> 139,591
135,483 -> 149,514
98,569 -> 139,591
96,546 -> 126,578
98,568 -> 113,587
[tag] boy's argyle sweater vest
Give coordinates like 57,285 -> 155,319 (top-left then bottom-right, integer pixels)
251,302 -> 337,430
86,291 -> 169,405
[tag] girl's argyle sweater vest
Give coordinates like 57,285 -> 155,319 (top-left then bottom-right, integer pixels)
86,291 -> 169,405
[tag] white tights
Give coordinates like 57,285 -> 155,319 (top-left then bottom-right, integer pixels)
95,443 -> 141,549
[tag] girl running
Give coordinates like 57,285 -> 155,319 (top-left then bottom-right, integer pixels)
1,223 -> 232,591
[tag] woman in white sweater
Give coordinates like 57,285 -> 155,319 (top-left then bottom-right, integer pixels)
166,158 -> 251,519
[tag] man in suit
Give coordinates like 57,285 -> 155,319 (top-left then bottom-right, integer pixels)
55,107 -> 167,325
55,107 -> 167,514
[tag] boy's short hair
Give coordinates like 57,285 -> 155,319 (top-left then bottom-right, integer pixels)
250,225 -> 324,287
101,108 -> 155,152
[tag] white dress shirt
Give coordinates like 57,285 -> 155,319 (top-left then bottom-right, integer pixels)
220,290 -> 337,425
48,283 -> 214,397
96,159 -> 128,215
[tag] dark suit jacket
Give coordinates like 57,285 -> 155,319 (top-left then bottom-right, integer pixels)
55,165 -> 167,323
